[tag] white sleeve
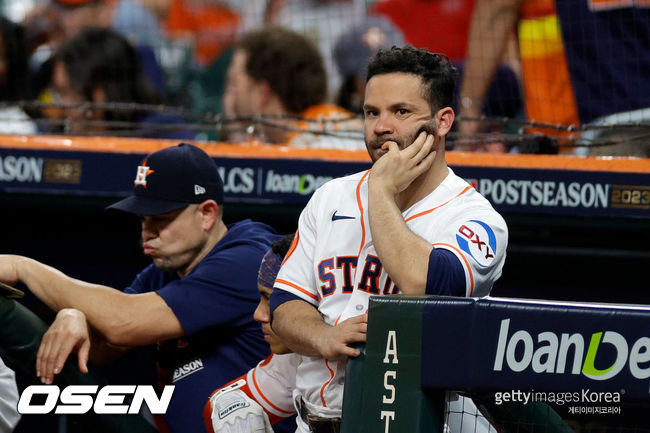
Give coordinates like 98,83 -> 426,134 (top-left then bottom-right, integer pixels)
274,186 -> 324,306
433,209 -> 508,298
246,354 -> 298,418
0,357 -> 20,433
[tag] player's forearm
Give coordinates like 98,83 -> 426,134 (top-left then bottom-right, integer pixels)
13,256 -> 118,313
11,255 -> 176,346
368,188 -> 432,294
272,300 -> 327,357
459,0 -> 521,113
273,300 -> 366,359
88,334 -> 132,364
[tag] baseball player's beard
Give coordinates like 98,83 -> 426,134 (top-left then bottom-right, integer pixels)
366,121 -> 438,162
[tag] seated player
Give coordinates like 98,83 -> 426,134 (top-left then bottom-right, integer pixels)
204,234 -> 299,433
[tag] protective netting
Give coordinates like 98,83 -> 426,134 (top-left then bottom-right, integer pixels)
0,0 -> 646,155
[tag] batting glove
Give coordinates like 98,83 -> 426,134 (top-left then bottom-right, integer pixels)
209,388 -> 274,433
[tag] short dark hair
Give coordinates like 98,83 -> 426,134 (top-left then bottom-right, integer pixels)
366,46 -> 457,113
238,27 -> 327,114
271,233 -> 295,259
54,27 -> 159,123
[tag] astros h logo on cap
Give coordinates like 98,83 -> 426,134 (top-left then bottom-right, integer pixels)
134,160 -> 155,188
107,143 -> 225,216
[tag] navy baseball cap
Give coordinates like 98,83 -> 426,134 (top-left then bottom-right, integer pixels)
107,143 -> 224,215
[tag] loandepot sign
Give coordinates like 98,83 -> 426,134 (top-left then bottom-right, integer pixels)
265,170 -> 332,195
494,319 -> 650,381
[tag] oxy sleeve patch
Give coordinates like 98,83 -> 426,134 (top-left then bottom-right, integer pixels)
455,220 -> 497,268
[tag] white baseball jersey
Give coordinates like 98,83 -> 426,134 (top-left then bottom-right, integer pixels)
205,353 -> 299,433
274,167 -> 508,420
244,353 -> 300,420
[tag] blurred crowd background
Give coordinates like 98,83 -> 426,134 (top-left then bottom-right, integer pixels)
0,0 -> 647,155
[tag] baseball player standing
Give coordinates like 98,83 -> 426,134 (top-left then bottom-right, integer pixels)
271,46 -> 508,433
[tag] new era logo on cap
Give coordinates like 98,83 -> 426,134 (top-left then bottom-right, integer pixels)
107,143 -> 224,215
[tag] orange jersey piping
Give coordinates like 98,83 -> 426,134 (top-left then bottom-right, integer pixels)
356,171 -> 370,256
274,279 -> 319,302
405,186 -> 473,223
282,230 -> 300,265
319,359 -> 335,407
251,367 -> 294,415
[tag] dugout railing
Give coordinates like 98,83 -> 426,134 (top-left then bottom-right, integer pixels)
341,296 -> 650,433
2,135 -> 649,331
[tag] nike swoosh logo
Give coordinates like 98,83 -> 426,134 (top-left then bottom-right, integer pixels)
332,211 -> 355,221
